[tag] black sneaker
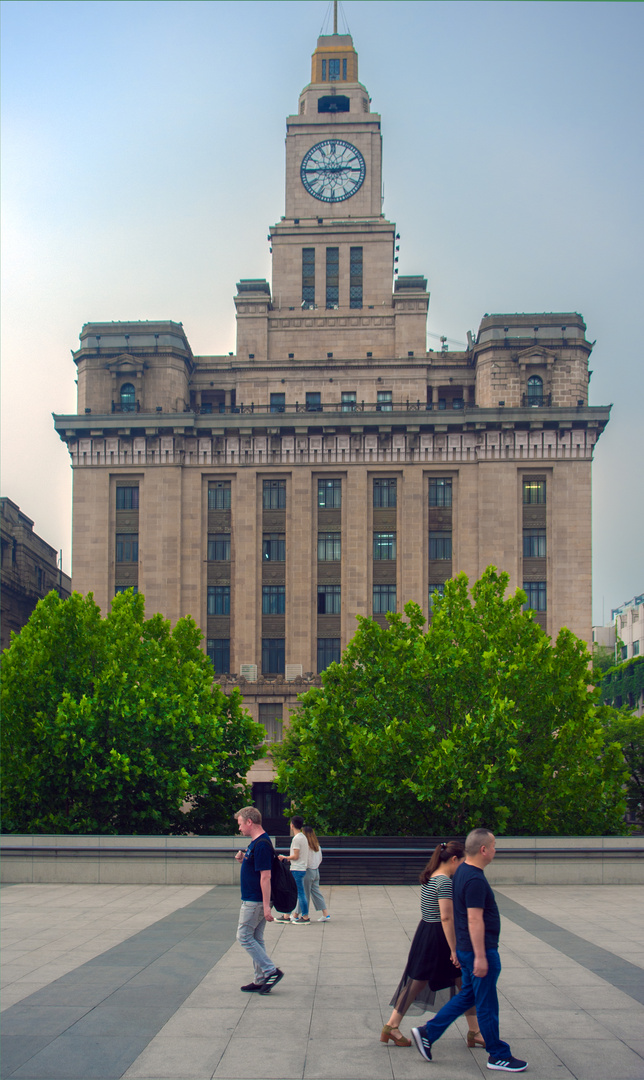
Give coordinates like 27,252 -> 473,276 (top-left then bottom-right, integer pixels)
240,982 -> 263,992
411,1027 -> 432,1061
258,967 -> 284,994
487,1056 -> 528,1072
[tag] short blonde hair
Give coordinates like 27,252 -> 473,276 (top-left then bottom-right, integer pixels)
234,806 -> 262,825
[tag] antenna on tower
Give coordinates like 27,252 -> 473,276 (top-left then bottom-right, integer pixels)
334,0 -> 338,33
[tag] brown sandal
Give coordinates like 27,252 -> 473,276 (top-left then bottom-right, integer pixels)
467,1029 -> 486,1048
380,1024 -> 411,1047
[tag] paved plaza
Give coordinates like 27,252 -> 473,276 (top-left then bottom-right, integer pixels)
1,882 -> 643,1080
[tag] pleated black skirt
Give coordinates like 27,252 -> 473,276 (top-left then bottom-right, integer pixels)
389,919 -> 460,1016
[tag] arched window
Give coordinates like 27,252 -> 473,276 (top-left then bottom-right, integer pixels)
120,383 -> 136,412
527,375 -> 543,406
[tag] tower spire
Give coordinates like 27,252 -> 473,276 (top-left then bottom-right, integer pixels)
334,0 -> 338,34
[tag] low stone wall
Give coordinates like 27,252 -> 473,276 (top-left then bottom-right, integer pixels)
1,834 -> 643,886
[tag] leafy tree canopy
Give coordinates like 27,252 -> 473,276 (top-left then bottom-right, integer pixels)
1,590 -> 264,834
273,568 -> 628,836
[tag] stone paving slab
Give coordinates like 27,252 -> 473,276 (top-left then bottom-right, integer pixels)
1,882 -> 643,1080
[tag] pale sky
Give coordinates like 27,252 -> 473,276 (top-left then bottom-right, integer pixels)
2,0 -> 642,626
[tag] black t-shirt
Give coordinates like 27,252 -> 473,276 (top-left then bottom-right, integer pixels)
452,862 -> 501,952
240,833 -> 272,902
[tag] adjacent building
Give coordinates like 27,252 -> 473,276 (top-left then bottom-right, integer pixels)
53,22 -> 610,804
0,498 -> 72,652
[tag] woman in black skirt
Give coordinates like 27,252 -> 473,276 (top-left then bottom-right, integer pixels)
380,840 -> 484,1048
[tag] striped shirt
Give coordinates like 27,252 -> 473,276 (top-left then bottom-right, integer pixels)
421,873 -> 453,923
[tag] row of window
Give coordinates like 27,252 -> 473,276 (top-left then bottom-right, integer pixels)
206,637 -> 342,676
116,529 -> 456,564
620,641 -> 640,660
122,477 -> 544,511
207,531 -> 399,562
207,583 -> 397,617
302,247 -> 363,309
208,477 -> 450,511
428,581 -> 547,613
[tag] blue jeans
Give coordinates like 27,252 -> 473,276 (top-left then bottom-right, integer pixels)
422,948 -> 511,1060
236,901 -> 276,984
291,869 -> 309,916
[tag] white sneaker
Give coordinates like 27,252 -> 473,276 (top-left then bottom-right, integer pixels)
318,914 -> 331,921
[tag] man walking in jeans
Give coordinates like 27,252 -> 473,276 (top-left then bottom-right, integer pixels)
412,829 -> 527,1073
234,806 -> 284,994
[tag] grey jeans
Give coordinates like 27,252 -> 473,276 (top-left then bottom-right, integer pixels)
295,868 -> 327,914
236,901 -> 276,983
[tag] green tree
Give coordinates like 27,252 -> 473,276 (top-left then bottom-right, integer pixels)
1,590 -> 264,834
273,567 -> 627,836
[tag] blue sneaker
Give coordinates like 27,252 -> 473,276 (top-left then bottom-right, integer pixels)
487,1055 -> 528,1072
411,1027 -> 432,1061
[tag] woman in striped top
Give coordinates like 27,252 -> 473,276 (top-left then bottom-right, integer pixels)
380,840 -> 483,1049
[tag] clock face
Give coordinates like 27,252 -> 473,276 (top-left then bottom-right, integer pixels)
300,140 -> 366,203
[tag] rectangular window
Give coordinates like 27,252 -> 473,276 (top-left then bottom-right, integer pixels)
207,638 -> 230,674
429,532 -> 452,560
318,584 -> 341,615
262,585 -> 285,614
270,393 -> 285,413
373,584 -> 396,615
428,583 -> 445,608
429,477 -> 452,507
208,585 -> 230,615
373,478 -> 397,508
321,58 -> 327,81
438,398 -> 447,410
523,528 -> 546,558
302,247 -> 315,308
35,566 -> 43,590
341,391 -> 356,412
318,637 -> 341,672
342,57 -> 347,80
263,479 -> 286,509
329,58 -> 340,81
633,641 -> 640,656
523,479 -> 546,504
318,478 -> 341,508
262,638 -> 285,675
259,703 -> 283,743
621,645 -> 628,660
318,532 -> 341,561
116,486 -> 139,510
373,532 -> 396,560
115,585 -> 138,595
262,533 -> 285,561
208,482 -> 231,510
452,398 -> 464,409
349,246 -> 363,309
207,534 -> 231,561
326,247 -> 339,308
306,391 -> 322,412
376,390 -> 392,412
523,581 -> 547,612
116,534 -> 138,562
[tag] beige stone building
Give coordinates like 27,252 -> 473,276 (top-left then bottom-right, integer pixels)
54,26 -> 610,818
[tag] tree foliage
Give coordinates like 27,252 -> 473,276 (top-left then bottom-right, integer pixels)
601,708 -> 644,828
1,590 -> 264,834
273,568 -> 628,836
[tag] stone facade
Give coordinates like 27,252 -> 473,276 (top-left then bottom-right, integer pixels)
53,26 -> 610,796
0,498 -> 72,652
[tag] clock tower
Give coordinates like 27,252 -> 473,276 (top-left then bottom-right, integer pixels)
235,24 -> 430,363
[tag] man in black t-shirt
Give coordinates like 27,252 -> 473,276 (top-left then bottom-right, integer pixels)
233,806 -> 284,994
411,829 -> 528,1073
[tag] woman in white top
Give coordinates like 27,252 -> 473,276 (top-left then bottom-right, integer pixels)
278,815 -> 310,922
301,825 -> 330,921
381,840 -> 482,1049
